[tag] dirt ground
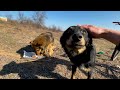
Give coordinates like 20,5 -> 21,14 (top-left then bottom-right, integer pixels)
0,22 -> 120,79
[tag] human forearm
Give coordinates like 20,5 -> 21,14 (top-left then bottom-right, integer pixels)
79,24 -> 120,45
101,28 -> 120,45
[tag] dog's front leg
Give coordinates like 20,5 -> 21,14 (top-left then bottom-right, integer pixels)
87,67 -> 93,79
87,45 -> 96,79
71,65 -> 77,79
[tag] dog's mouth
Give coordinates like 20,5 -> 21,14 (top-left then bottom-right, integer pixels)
73,43 -> 85,48
74,43 -> 82,46
66,38 -> 85,49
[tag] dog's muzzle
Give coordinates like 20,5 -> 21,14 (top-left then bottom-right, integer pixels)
72,33 -> 82,42
72,33 -> 84,48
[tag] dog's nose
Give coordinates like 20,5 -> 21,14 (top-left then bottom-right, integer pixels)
78,35 -> 82,39
72,34 -> 82,42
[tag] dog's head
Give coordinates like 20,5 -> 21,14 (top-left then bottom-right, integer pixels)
62,26 -> 92,49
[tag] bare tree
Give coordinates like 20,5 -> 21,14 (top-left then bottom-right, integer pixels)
32,11 -> 46,28
48,25 -> 62,32
5,14 -> 12,20
25,18 -> 34,25
17,11 -> 27,24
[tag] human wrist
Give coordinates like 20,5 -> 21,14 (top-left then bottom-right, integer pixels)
100,28 -> 109,38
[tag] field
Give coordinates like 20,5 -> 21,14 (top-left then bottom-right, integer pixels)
0,21 -> 120,79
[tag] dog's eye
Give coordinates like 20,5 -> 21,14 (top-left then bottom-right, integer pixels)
81,30 -> 86,34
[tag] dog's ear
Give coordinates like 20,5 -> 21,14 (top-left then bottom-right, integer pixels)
85,29 -> 93,46
88,31 -> 93,44
60,27 -> 73,47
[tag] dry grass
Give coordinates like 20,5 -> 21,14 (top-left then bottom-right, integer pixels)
0,21 -> 119,79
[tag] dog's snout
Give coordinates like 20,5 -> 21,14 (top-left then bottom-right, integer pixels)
78,35 -> 82,39
72,34 -> 82,42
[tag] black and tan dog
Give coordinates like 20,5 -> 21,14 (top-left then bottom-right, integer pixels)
60,26 -> 96,79
30,32 -> 55,57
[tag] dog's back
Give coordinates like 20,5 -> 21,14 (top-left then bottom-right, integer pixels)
30,32 -> 55,57
31,32 -> 54,46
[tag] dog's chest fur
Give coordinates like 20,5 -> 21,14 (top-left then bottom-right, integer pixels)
65,45 -> 92,67
65,45 -> 86,57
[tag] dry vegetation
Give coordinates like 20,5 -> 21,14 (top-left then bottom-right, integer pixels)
0,21 -> 120,79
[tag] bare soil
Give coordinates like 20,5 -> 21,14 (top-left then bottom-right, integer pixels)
0,21 -> 119,79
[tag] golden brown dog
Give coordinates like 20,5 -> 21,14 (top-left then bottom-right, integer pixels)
30,32 -> 55,57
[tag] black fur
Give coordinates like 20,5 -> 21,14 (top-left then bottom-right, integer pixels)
60,26 -> 96,79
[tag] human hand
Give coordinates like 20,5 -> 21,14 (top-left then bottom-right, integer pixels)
77,24 -> 105,38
